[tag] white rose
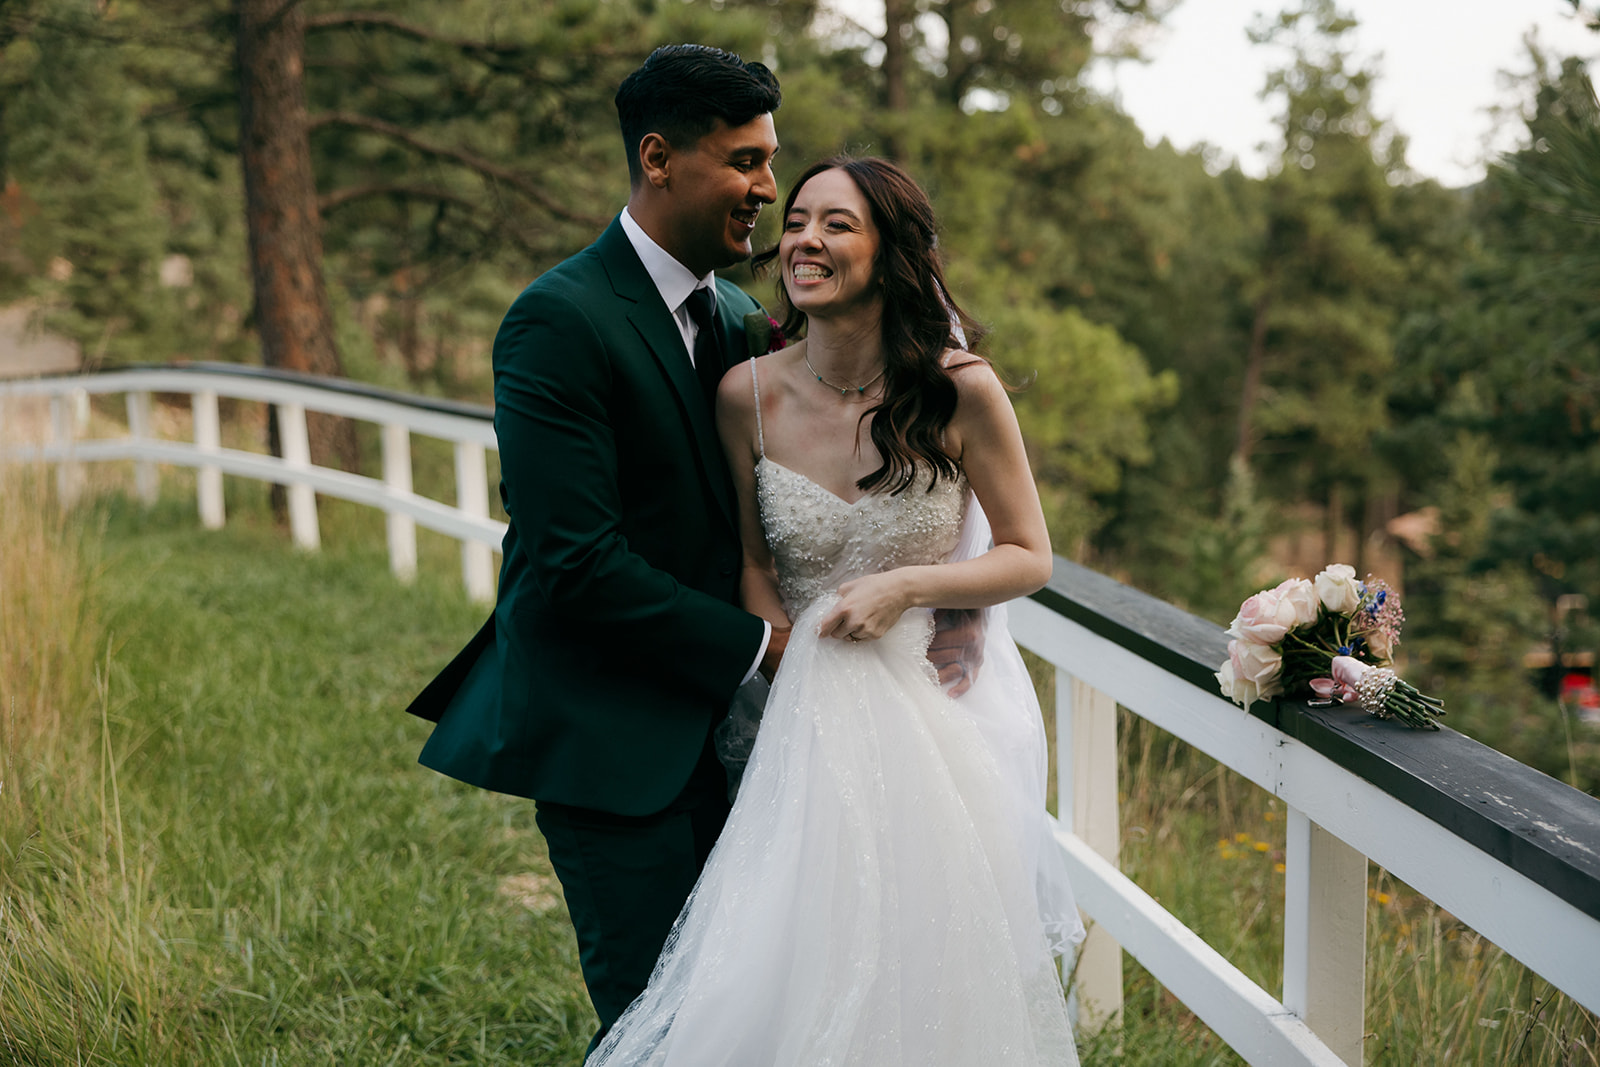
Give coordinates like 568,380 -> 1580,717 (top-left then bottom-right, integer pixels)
1315,564 -> 1361,615
1365,626 -> 1394,661
1274,577 -> 1320,629
1232,669 -> 1262,709
1216,654 -> 1261,709
1215,658 -> 1240,705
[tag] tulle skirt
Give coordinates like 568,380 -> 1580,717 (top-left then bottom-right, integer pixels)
586,598 -> 1081,1066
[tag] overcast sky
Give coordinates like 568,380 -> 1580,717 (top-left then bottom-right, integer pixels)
827,1 -> 1599,188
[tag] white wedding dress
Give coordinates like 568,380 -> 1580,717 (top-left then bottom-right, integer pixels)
586,365 -> 1082,1066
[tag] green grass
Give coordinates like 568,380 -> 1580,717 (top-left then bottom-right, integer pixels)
3,482 -> 1597,1065
1,492 -> 592,1064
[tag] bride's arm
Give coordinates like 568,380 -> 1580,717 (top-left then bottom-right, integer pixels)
816,359 -> 1051,642
717,361 -> 793,671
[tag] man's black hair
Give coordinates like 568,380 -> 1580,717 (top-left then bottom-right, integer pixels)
615,44 -> 782,184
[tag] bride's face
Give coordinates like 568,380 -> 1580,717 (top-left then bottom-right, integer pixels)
779,168 -> 881,319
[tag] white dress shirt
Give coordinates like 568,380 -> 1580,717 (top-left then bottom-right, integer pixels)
618,207 -> 771,684
620,208 -> 715,364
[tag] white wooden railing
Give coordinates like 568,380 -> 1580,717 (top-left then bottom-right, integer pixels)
1010,567 -> 1600,1065
4,364 -> 1598,1066
0,363 -> 504,601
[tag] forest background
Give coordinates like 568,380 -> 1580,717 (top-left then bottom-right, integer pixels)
1,0 -> 1597,795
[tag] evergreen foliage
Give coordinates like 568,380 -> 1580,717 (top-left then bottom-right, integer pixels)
0,0 -> 1596,788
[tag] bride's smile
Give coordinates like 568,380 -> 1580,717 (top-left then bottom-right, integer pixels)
780,167 -> 882,318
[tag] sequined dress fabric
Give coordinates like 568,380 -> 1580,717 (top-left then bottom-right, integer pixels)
587,420 -> 1080,1066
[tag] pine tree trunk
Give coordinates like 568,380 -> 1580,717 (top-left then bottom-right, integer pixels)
1326,482 -> 1344,565
882,0 -> 909,162
1234,293 -> 1270,469
236,0 -> 358,479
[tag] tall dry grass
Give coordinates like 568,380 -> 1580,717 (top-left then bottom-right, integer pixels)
1105,703 -> 1599,1063
0,466 -> 179,1064
0,464 -> 103,817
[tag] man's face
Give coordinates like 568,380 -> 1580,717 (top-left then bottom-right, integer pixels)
660,114 -> 779,277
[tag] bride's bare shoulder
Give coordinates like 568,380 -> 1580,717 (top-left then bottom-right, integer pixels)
943,352 -> 1007,407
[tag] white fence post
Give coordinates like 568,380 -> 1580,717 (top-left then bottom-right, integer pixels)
454,440 -> 493,602
50,393 -> 84,507
382,421 -> 417,582
125,390 -> 159,505
1283,808 -> 1367,1065
193,388 -> 225,529
1059,670 -> 1124,1031
277,401 -> 320,551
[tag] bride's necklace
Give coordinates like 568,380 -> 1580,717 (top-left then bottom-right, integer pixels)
803,351 -> 885,397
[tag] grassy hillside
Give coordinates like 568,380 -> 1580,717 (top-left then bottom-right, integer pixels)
1,484 -> 592,1064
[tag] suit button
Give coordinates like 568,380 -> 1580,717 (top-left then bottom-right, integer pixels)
720,564 -> 736,577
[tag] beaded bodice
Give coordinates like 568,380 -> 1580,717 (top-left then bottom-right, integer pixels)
756,457 -> 967,618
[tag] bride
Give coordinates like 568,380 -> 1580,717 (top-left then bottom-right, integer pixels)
586,157 -> 1082,1066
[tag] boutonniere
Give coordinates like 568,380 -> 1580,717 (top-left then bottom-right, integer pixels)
743,311 -> 787,359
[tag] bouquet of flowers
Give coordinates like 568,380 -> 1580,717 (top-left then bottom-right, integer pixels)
1214,564 -> 1446,730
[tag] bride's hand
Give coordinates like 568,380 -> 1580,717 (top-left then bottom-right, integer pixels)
818,572 -> 911,643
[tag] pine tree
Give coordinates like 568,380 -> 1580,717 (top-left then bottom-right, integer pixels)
2,0 -> 171,364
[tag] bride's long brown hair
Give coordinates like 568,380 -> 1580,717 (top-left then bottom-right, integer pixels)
752,156 -> 985,495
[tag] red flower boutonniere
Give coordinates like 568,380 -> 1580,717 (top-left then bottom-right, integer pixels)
743,311 -> 787,359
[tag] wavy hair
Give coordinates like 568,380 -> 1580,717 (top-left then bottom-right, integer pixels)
752,156 -> 985,495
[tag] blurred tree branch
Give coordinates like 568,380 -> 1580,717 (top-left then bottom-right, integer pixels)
309,111 -> 606,227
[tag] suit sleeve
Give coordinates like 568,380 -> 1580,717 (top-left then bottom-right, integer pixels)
492,288 -> 766,704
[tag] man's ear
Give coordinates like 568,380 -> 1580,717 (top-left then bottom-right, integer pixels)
639,133 -> 672,190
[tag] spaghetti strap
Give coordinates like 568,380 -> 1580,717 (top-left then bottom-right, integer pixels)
750,358 -> 766,458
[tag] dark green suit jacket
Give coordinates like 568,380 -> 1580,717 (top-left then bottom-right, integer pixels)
408,217 -> 768,816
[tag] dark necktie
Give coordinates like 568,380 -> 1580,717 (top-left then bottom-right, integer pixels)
684,286 -> 725,410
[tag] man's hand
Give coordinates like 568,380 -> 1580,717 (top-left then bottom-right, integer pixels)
928,608 -> 986,697
759,625 -> 792,683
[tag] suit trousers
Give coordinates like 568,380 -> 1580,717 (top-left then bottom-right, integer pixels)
535,732 -> 732,1055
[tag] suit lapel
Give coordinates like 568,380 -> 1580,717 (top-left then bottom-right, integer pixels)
596,221 -> 737,529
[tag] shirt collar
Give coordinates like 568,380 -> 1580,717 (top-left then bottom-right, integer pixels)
620,207 -> 714,313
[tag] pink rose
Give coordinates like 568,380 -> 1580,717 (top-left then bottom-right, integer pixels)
1273,577 -> 1319,629
1232,639 -> 1284,699
1228,588 -> 1298,646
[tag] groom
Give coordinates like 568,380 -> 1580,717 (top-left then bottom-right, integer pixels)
405,45 -> 787,1049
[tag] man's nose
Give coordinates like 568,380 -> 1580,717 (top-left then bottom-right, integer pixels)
752,162 -> 778,204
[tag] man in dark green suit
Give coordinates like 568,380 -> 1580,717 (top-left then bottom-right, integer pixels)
406,45 -> 786,1050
